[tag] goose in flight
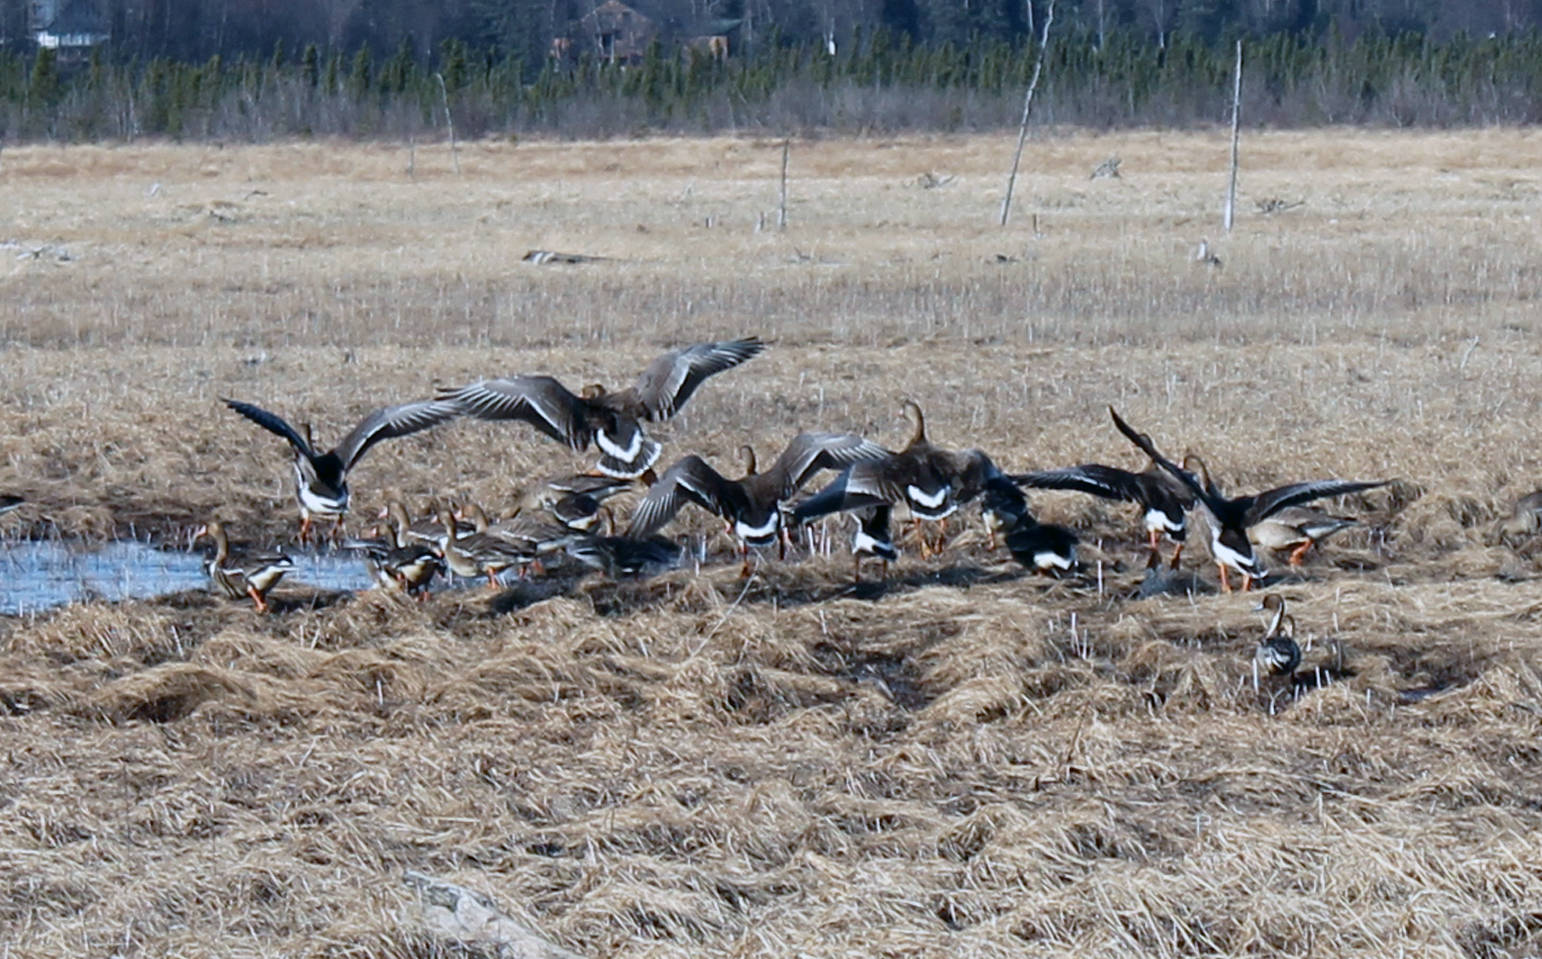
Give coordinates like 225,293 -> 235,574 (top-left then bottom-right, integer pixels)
437,337 -> 765,479
223,397 -> 457,545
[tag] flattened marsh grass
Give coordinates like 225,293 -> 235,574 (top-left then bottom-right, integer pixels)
3,130 -> 1542,957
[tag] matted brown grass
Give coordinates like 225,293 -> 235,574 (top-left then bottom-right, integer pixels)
3,129 -> 1542,957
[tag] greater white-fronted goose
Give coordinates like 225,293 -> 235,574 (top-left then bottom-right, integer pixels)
1109,407 -> 1386,592
195,519 -> 294,613
437,337 -> 765,479
223,397 -> 457,545
627,432 -> 888,573
1012,449 -> 1200,567
1254,594 -> 1301,682
1247,504 -> 1359,567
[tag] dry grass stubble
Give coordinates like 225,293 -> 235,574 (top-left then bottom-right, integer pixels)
3,130 -> 1542,957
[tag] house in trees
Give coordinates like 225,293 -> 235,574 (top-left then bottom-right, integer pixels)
551,1 -> 740,66
29,0 -> 108,61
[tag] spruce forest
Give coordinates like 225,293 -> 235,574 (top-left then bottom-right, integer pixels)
1,0 -> 1540,143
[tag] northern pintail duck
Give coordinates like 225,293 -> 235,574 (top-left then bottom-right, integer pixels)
517,473 -> 634,531
1247,503 -> 1359,566
627,432 -> 888,573
1254,594 -> 1301,682
565,533 -> 684,579
437,337 -> 765,479
1012,449 -> 1200,567
462,503 -> 576,576
437,505 -> 534,589
224,397 -> 457,545
343,513 -> 443,598
195,519 -> 294,613
1109,407 -> 1385,592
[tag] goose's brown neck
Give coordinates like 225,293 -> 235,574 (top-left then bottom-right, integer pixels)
739,445 -> 758,477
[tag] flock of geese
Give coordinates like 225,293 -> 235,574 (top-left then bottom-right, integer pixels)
2,337 -> 1401,680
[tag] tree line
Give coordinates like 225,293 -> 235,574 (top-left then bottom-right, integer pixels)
1,2 -> 1540,142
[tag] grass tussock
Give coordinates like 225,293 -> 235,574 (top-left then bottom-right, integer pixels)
3,130 -> 1542,956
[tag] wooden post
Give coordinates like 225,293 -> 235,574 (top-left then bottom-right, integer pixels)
436,73 -> 460,176
1000,0 -> 1055,227
1223,40 -> 1242,233
778,138 -> 789,230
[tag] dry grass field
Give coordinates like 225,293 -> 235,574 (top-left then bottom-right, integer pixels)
3,128 -> 1542,957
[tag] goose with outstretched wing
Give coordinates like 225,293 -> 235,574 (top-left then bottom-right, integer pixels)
437,337 -> 765,479
627,431 -> 888,573
224,397 -> 457,544
1108,406 -> 1385,592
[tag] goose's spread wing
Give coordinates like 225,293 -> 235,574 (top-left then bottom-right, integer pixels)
793,460 -> 902,521
223,399 -> 312,456
625,455 -> 735,537
630,337 -> 765,420
1108,407 -> 1215,517
768,431 -> 891,500
1013,464 -> 1147,503
1246,479 -> 1386,524
437,375 -> 590,449
334,398 -> 459,469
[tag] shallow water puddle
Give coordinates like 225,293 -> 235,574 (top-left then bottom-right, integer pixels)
0,540 -> 375,615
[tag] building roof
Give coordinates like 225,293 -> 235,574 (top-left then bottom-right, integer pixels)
43,0 -> 107,35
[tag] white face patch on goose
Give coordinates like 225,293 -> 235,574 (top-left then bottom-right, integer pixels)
596,427 -> 644,463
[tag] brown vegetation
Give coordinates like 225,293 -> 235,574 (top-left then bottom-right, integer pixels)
2,130 -> 1542,957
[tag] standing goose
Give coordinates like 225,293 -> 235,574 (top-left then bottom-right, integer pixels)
1248,505 -> 1360,567
437,337 -> 765,479
1253,594 -> 1301,683
1109,406 -> 1386,592
223,397 -> 458,545
195,519 -> 294,613
1012,449 -> 1201,567
627,432 -> 889,573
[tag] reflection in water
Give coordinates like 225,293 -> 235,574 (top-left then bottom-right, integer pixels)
0,541 -> 375,616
